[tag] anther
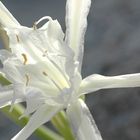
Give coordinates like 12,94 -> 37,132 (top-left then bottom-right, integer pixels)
42,50 -> 47,57
16,34 -> 20,42
33,22 -> 37,30
21,53 -> 28,65
42,71 -> 48,76
25,74 -> 30,86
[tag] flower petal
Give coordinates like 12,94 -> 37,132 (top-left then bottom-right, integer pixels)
0,1 -> 20,28
12,104 -> 62,140
80,73 -> 140,94
65,0 -> 91,71
19,87 -> 46,119
2,58 -> 24,84
0,85 -> 13,107
0,49 -> 13,62
67,99 -> 102,140
5,23 -> 70,89
0,54 -> 27,109
23,63 -> 60,89
0,85 -> 24,108
0,50 -> 66,97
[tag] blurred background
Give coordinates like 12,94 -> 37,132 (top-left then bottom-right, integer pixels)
0,0 -> 140,139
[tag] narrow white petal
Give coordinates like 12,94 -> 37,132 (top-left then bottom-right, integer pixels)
45,19 -> 64,41
20,87 -> 46,118
67,99 -> 102,140
0,49 -> 13,62
11,83 -> 25,106
0,85 -> 13,107
80,73 -> 140,94
0,85 -> 24,108
65,0 -> 91,71
1,54 -> 24,83
0,1 -> 20,27
12,104 -> 62,140
0,57 -> 26,108
0,1 -> 20,49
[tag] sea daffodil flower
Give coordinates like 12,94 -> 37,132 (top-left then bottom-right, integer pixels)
0,0 -> 140,140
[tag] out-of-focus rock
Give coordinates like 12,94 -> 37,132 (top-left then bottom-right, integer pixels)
83,0 -> 140,140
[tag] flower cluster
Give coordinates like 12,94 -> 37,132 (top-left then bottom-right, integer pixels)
0,0 -> 140,140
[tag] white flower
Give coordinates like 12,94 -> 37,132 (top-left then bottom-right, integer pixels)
0,0 -> 140,140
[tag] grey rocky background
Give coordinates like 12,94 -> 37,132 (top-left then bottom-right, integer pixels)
0,0 -> 140,139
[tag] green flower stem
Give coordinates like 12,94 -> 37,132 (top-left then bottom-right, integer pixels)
0,28 -> 9,50
51,111 -> 75,140
1,104 -> 64,140
0,73 -> 11,86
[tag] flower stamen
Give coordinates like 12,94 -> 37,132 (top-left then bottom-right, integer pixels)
47,54 -> 70,86
16,34 -> 20,42
21,53 -> 28,65
25,74 -> 30,86
42,71 -> 48,76
33,22 -> 37,30
33,16 -> 52,30
36,16 -> 52,25
42,50 -> 47,57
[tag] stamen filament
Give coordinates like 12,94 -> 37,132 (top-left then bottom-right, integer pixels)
47,54 -> 70,87
33,16 -> 52,29
36,16 -> 52,25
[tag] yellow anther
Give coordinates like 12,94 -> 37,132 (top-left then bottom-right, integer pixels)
21,53 -> 28,65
